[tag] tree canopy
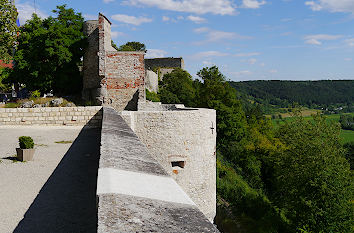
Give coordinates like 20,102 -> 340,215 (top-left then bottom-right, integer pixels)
117,41 -> 146,52
154,66 -> 353,233
7,5 -> 86,95
0,0 -> 18,63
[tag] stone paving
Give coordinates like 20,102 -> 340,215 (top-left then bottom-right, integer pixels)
0,126 -> 100,233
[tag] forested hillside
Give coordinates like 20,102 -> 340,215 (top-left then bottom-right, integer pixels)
149,67 -> 353,233
230,80 -> 354,109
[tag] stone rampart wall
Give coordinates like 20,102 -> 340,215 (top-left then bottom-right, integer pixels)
0,107 -> 102,127
98,107 -> 219,232
145,57 -> 184,70
121,108 -> 216,221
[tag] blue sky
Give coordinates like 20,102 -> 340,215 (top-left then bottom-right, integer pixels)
15,0 -> 354,81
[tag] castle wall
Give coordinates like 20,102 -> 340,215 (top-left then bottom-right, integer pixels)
145,70 -> 159,93
145,57 -> 184,70
98,107 -> 219,232
121,108 -> 216,221
82,20 -> 99,93
0,107 -> 102,127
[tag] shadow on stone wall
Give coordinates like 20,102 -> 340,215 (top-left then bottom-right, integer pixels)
13,119 -> 101,233
124,90 -> 139,111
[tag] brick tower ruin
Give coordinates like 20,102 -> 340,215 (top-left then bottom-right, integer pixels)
82,14 -> 145,111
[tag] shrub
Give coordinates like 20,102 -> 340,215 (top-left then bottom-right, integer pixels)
19,136 -> 34,149
146,89 -> 160,102
30,90 -> 41,99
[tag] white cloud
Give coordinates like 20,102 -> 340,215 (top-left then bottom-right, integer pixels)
111,14 -> 152,25
187,15 -> 206,24
242,0 -> 266,9
162,15 -> 184,23
122,0 -> 236,15
17,2 -> 48,25
145,49 -> 168,58
191,51 -> 229,59
103,0 -> 115,3
304,34 -> 343,45
234,52 -> 260,57
111,31 -> 126,39
260,62 -> 265,67
162,16 -> 170,21
344,58 -> 352,61
345,38 -> 354,47
83,14 -> 97,20
305,0 -> 354,14
202,60 -> 215,66
269,69 -> 278,73
247,58 -> 257,64
194,27 -> 251,44
232,70 -> 252,76
194,27 -> 210,33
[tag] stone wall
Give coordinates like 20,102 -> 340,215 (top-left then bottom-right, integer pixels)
0,107 -> 102,127
121,108 -> 216,221
145,70 -> 158,93
145,57 -> 184,70
83,14 -> 146,111
82,20 -> 99,95
98,107 -> 219,232
101,51 -> 145,111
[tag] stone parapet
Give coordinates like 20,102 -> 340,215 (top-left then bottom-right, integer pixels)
121,107 -> 217,221
97,107 -> 219,232
0,106 -> 102,127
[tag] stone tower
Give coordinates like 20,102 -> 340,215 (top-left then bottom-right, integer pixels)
82,13 -> 145,111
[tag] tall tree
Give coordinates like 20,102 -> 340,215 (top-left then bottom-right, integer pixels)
0,0 -> 18,63
271,115 -> 353,232
158,68 -> 196,106
7,5 -> 86,94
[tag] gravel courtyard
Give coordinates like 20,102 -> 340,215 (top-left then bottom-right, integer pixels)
0,126 -> 100,233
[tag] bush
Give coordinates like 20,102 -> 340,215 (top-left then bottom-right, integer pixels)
19,136 -> 34,149
146,89 -> 160,102
30,90 -> 41,99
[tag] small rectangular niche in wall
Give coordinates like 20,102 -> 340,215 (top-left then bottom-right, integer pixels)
171,161 -> 185,169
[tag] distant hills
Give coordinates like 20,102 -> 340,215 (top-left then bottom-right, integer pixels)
230,80 -> 354,108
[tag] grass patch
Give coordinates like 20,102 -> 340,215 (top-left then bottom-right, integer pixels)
35,143 -> 47,147
340,130 -> 354,144
55,140 -> 73,144
272,113 -> 354,144
4,102 -> 20,108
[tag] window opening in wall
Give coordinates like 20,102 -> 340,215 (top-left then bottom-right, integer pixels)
171,161 -> 185,169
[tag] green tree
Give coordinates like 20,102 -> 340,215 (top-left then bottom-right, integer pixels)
0,0 -> 18,62
197,66 -> 247,147
158,68 -> 196,106
7,5 -> 86,94
118,41 -> 146,51
270,115 -> 353,232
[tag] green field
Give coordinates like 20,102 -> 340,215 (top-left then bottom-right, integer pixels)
272,113 -> 354,144
340,130 -> 354,144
